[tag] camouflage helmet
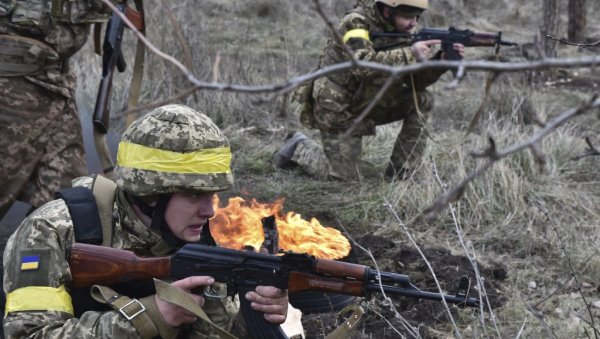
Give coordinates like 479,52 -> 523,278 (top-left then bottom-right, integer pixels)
374,0 -> 428,9
114,104 -> 234,196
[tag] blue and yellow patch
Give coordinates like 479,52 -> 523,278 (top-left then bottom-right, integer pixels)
20,255 -> 40,271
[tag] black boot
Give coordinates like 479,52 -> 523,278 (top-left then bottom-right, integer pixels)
271,132 -> 307,169
384,163 -> 411,181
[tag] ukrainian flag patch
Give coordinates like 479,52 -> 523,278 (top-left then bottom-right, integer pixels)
20,255 -> 40,271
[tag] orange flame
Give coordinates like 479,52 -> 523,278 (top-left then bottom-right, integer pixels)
209,195 -> 351,259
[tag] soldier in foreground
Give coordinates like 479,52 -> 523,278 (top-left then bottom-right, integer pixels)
3,105 -> 288,338
0,0 -> 117,219
272,0 -> 464,181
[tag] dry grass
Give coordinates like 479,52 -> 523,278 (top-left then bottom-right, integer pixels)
71,0 -> 600,337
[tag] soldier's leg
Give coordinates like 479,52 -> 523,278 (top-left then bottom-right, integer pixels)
287,131 -> 362,180
289,135 -> 332,179
19,95 -> 87,208
0,78 -> 49,217
387,90 -> 434,177
320,131 -> 362,180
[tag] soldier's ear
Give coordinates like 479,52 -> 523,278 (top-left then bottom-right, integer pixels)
381,7 -> 391,19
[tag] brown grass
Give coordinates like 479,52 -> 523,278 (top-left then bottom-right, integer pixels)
72,1 -> 600,337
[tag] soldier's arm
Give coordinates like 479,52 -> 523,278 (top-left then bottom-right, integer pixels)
2,200 -> 169,339
337,12 -> 416,80
408,49 -> 449,89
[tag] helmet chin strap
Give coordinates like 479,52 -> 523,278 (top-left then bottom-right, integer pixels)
129,193 -> 186,249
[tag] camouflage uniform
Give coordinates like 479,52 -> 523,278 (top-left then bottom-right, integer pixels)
0,0 -> 115,216
293,0 -> 446,180
3,106 -> 246,339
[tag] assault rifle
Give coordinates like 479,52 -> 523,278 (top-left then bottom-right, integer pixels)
372,26 -> 517,59
92,2 -> 144,176
69,243 -> 480,339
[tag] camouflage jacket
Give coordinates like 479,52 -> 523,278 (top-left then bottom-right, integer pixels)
0,0 -> 122,97
305,0 -> 446,131
3,176 -> 245,339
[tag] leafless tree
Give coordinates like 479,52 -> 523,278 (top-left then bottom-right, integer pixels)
542,0 -> 560,57
568,0 -> 587,42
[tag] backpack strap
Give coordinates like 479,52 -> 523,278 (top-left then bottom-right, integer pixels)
55,187 -> 103,244
55,175 -> 117,246
91,175 -> 117,247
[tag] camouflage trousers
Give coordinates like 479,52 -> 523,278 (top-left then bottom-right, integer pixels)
0,77 -> 87,217
292,86 -> 433,180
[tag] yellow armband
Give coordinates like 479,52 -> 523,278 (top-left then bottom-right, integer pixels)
5,285 -> 74,315
342,29 -> 370,44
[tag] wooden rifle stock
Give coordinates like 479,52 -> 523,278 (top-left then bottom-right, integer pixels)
69,243 -> 170,288
288,271 -> 365,295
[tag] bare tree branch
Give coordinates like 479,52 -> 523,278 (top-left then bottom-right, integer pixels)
423,94 -> 600,222
547,34 -> 600,48
571,136 -> 600,160
342,74 -> 397,138
311,0 -> 357,63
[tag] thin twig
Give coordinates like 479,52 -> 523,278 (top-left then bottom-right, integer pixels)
532,197 -> 599,339
311,0 -> 357,64
383,198 -> 461,338
335,218 -> 421,338
431,158 -> 501,338
546,34 -> 600,49
571,136 -> 600,161
423,95 -> 600,222
343,74 -> 397,138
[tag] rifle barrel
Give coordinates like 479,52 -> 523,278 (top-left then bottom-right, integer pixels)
367,284 -> 480,307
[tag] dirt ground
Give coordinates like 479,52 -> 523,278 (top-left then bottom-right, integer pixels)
296,234 -> 508,338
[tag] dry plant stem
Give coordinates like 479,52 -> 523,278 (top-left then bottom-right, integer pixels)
524,302 -> 559,339
382,198 -> 462,339
430,158 -> 501,338
423,95 -> 600,222
368,308 -> 409,339
515,318 -> 529,339
335,219 -> 420,338
533,198 -> 600,339
571,136 -> 600,160
212,52 -> 221,83
546,34 -> 600,48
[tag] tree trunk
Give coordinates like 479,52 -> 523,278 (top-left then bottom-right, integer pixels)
568,0 -> 587,42
541,0 -> 560,57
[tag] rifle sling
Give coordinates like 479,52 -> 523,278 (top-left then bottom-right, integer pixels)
91,285 -> 160,339
325,304 -> 365,339
125,0 -> 146,128
153,279 -> 239,339
91,174 -> 117,247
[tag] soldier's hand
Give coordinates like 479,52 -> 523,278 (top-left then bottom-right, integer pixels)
245,286 -> 289,324
155,276 -> 215,327
442,43 -> 465,59
411,39 -> 440,61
